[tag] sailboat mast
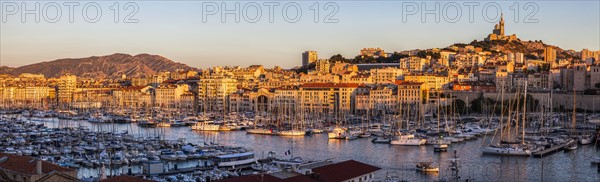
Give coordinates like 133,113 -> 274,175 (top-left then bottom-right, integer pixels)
572,87 -> 576,133
522,81 -> 527,145
500,82 -> 504,142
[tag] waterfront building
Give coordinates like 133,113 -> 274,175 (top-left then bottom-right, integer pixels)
58,74 -> 77,103
155,83 -> 191,109
560,65 -> 587,92
495,70 -> 512,92
355,84 -> 397,115
452,81 -> 496,92
197,74 -> 238,112
395,81 -> 424,104
299,83 -> 359,116
590,64 -> 600,89
113,86 -> 152,107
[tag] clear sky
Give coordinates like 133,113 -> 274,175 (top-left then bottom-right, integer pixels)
1,0 -> 599,69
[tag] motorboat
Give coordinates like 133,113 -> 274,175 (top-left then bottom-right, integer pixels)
371,137 -> 391,144
278,130 -> 306,136
157,122 -> 171,127
175,151 -> 188,160
328,127 -> 348,139
246,128 -> 275,135
160,150 -> 178,161
213,152 -> 256,168
416,161 -> 439,172
433,143 -> 449,152
391,134 -> 426,146
191,121 -> 220,131
579,135 -> 592,145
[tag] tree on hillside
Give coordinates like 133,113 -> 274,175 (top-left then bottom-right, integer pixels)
330,54 -> 349,63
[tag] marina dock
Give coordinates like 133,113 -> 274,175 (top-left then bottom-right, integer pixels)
532,140 -> 573,157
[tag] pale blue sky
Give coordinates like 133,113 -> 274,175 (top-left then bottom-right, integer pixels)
1,1 -> 599,69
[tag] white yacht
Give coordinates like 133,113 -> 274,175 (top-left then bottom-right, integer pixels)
391,134 -> 426,146
579,135 -> 593,145
246,128 -> 275,135
481,145 -> 532,156
191,121 -> 220,131
278,130 -> 306,136
213,152 -> 256,168
328,127 -> 348,139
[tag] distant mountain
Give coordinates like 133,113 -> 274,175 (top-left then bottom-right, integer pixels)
0,53 -> 198,78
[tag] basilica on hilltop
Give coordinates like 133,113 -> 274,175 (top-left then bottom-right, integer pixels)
485,14 -> 518,42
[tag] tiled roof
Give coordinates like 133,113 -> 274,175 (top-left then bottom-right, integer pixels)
301,83 -> 359,88
0,153 -> 75,175
217,174 -> 316,182
311,160 -> 380,182
394,80 -> 424,85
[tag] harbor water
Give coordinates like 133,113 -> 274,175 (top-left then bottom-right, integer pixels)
40,119 -> 600,181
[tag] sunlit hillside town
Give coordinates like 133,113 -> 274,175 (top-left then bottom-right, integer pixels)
0,15 -> 599,182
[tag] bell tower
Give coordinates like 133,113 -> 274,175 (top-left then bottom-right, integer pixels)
499,13 -> 505,36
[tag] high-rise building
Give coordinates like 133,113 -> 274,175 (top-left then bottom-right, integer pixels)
58,74 -> 77,103
302,51 -> 318,67
197,74 -> 238,112
544,46 -> 557,63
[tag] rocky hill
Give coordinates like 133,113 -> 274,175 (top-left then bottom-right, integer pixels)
463,40 -> 575,60
0,53 -> 197,78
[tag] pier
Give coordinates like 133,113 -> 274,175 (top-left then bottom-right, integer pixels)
532,140 -> 573,157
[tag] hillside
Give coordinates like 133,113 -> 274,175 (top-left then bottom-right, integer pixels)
0,53 -> 197,78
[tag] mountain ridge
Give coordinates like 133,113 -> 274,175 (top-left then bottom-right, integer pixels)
0,53 -> 198,79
